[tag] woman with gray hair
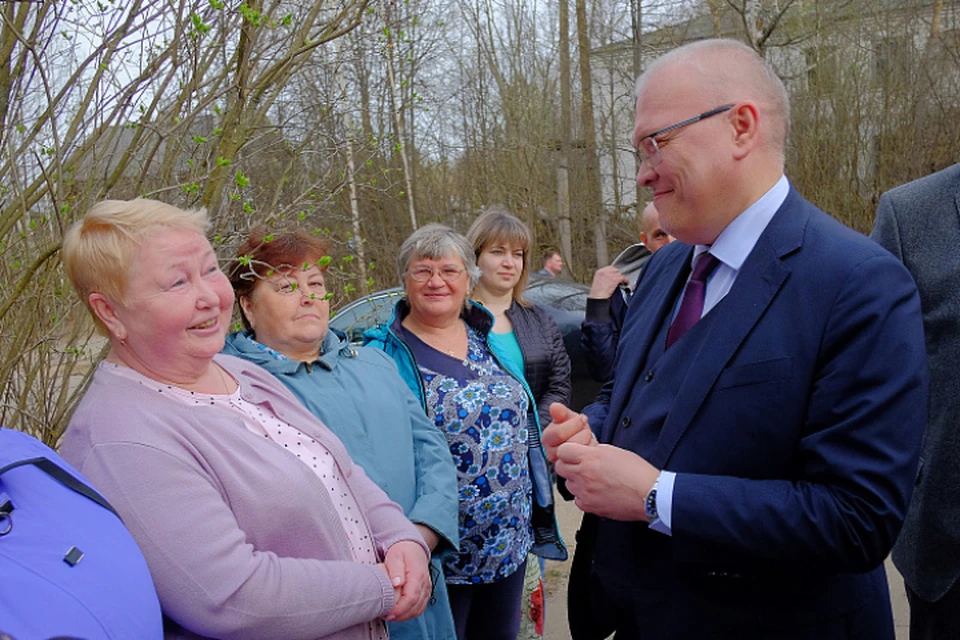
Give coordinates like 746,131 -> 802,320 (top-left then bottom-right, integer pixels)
365,224 -> 566,640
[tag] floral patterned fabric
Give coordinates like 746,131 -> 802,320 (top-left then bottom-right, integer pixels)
403,324 -> 533,585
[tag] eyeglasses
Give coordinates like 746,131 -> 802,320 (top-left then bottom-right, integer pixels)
406,265 -> 466,283
634,104 -> 734,168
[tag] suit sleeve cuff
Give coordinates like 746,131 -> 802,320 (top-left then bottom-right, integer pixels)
648,470 -> 676,536
585,297 -> 614,323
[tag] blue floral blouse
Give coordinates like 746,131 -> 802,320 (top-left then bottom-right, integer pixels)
403,323 -> 533,584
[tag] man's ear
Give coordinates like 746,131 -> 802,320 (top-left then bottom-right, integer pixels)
730,101 -> 760,159
89,292 -> 125,341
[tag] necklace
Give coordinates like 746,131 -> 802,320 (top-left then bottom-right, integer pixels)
213,363 -> 234,395
410,318 -> 467,357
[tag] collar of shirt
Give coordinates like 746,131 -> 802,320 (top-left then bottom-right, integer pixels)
687,174 -> 790,318
695,174 -> 790,270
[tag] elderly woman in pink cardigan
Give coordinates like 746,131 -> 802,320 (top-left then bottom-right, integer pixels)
59,198 -> 432,640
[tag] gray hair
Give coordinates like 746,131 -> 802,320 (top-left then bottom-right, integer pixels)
397,223 -> 481,288
634,38 -> 790,158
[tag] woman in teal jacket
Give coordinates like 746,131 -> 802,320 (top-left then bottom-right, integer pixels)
223,229 -> 459,640
363,224 -> 566,640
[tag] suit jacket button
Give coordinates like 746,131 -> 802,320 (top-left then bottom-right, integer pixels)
621,416 -> 631,428
644,370 -> 655,382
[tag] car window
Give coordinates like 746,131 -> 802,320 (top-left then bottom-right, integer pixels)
329,291 -> 403,343
525,279 -> 588,311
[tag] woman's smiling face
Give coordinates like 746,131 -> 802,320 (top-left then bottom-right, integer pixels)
97,227 -> 234,383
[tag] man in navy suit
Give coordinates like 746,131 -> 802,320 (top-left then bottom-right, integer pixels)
872,163 -> 960,639
544,39 -> 927,639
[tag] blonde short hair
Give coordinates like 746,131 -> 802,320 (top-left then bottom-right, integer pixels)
62,199 -> 209,333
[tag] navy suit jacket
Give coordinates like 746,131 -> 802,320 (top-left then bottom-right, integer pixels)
579,187 -> 927,637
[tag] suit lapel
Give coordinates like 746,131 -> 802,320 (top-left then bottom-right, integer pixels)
601,246 -> 692,443
648,193 -> 808,468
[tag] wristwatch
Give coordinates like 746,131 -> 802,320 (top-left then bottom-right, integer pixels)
645,476 -> 660,522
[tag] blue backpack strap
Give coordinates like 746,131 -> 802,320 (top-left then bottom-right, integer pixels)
0,457 -> 119,519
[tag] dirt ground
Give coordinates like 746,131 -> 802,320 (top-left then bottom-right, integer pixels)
542,493 -> 909,640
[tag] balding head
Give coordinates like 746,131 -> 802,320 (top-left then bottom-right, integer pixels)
632,39 -> 789,244
639,202 -> 674,253
636,39 -> 789,160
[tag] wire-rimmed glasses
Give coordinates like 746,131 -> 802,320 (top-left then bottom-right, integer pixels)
634,104 -> 735,167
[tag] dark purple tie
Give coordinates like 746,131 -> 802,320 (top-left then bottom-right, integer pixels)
666,252 -> 720,349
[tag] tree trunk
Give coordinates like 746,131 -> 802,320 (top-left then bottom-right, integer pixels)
557,0 -> 573,270
352,30 -> 374,145
575,0 -> 608,267
744,0 -> 764,52
930,0 -> 943,40
337,43 -> 368,292
381,0 -> 417,230
631,0 -> 644,214
707,0 -> 722,38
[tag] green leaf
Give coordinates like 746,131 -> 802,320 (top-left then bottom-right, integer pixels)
216,156 -> 231,167
192,135 -> 208,144
190,13 -> 211,35
239,2 -> 263,25
317,256 -> 332,267
235,170 -> 250,187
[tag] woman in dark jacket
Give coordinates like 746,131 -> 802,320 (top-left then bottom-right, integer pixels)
465,208 -> 572,638
466,208 -> 572,427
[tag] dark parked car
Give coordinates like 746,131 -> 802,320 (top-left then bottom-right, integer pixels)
328,275 -> 603,411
